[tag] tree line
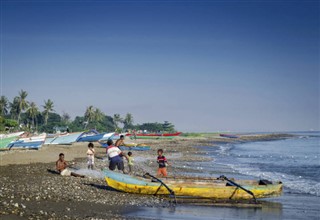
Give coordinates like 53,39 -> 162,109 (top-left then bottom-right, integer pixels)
0,90 -> 175,133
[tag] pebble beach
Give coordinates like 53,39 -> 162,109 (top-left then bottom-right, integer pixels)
0,134 -> 293,219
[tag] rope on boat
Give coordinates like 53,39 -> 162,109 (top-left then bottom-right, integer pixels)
219,175 -> 257,203
143,173 -> 177,204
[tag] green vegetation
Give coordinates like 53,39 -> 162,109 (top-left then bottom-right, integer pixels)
0,91 -> 177,133
180,132 -> 220,138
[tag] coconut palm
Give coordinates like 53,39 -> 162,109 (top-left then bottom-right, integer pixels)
17,90 -> 29,124
123,113 -> 134,130
0,96 -> 9,116
61,112 -> 71,124
113,114 -> 123,131
84,105 -> 95,128
26,102 -> 39,131
9,97 -> 20,120
42,99 -> 54,125
94,108 -> 104,123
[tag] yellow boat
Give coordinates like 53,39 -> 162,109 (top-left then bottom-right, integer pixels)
104,170 -> 283,200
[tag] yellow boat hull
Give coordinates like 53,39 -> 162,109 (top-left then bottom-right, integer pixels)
105,174 -> 282,200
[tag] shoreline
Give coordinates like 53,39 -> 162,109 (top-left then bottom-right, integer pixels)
0,133 -> 294,219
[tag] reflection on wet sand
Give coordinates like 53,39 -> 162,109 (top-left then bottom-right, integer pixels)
125,200 -> 283,220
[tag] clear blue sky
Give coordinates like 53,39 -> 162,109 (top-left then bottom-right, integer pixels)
1,0 -> 319,132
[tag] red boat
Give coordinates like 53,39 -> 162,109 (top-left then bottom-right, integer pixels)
126,132 -> 182,137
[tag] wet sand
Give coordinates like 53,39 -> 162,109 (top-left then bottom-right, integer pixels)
0,134 -> 294,219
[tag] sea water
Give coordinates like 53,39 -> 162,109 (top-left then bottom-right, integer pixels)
127,132 -> 320,220
206,131 -> 320,196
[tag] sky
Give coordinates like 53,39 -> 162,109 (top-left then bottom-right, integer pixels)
0,0 -> 319,132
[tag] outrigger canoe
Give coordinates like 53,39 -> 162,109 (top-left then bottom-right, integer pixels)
104,170 -> 282,200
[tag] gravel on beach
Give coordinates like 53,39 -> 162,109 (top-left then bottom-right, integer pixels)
0,134 -> 292,219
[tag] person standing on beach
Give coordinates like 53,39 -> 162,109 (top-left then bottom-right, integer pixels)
157,149 -> 169,177
87,142 -> 95,170
56,153 -> 85,178
127,151 -> 134,174
106,139 -> 128,173
133,130 -> 137,140
115,135 -> 126,148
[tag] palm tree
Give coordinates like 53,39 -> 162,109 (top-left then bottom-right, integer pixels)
113,114 -> 123,131
84,105 -> 95,129
42,99 -> 54,125
123,113 -> 134,130
94,108 -> 104,123
9,97 -> 20,120
93,108 -> 104,130
0,96 -> 9,116
61,112 -> 71,124
17,90 -> 29,124
26,102 -> 39,131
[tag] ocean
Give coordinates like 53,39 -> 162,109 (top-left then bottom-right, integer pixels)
209,132 -> 320,196
129,132 -> 320,219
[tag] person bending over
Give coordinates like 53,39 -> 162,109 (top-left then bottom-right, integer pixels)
106,139 -> 128,173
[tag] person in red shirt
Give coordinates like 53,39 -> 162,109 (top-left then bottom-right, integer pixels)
157,149 -> 169,177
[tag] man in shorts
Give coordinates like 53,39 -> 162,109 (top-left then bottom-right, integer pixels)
106,139 -> 127,173
56,153 -> 85,178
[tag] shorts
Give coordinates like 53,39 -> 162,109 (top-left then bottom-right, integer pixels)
87,156 -> 94,165
60,168 -> 72,176
109,159 -> 124,171
157,167 -> 167,177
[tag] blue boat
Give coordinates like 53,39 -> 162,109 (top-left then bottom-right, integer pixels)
8,140 -> 44,150
119,146 -> 150,151
49,132 -> 83,145
77,130 -> 115,142
100,142 -> 150,151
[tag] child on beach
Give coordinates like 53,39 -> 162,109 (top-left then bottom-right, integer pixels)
157,149 -> 169,177
127,151 -> 134,174
87,142 -> 95,170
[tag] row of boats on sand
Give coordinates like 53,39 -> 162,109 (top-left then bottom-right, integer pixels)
0,131 -> 183,151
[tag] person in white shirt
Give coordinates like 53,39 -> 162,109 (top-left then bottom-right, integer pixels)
106,139 -> 128,173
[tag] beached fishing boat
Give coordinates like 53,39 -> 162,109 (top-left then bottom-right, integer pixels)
7,140 -> 44,150
99,142 -> 151,151
104,170 -> 282,200
77,130 -> 115,142
0,132 -> 25,150
119,145 -> 151,151
7,133 -> 46,150
126,132 -> 182,137
47,132 -> 83,145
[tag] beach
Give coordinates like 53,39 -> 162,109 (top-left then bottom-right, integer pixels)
1,133 -> 318,219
